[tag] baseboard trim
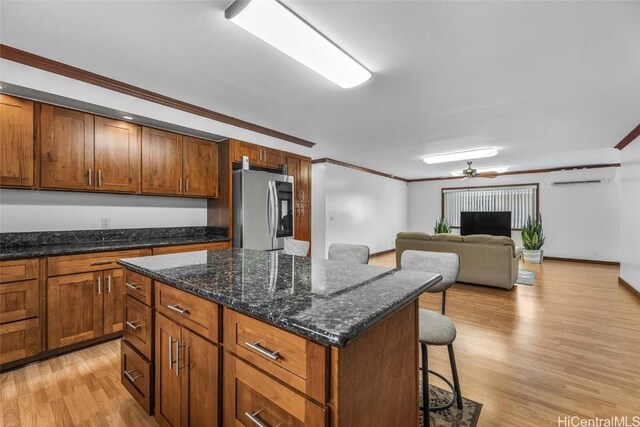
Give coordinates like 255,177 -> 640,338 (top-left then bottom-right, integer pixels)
370,248 -> 395,257
544,256 -> 620,266
618,276 -> 640,300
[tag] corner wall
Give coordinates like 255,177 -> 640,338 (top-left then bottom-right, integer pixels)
408,168 -> 621,262
312,163 -> 408,258
619,143 -> 640,292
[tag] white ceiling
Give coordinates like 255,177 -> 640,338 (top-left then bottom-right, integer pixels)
1,1 -> 638,179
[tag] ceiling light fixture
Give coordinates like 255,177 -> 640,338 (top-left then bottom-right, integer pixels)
225,0 -> 372,89
451,166 -> 509,176
122,115 -> 134,120
423,148 -> 498,165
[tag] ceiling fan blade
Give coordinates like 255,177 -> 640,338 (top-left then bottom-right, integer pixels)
477,172 -> 498,178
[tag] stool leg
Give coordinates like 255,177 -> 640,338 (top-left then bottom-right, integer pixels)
421,343 -> 430,427
448,344 -> 463,409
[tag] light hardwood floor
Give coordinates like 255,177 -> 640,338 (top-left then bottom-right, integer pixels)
1,255 -> 639,426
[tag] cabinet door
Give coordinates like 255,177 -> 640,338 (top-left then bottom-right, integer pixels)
142,127 -> 182,195
299,159 -> 311,203
103,268 -> 125,334
40,104 -> 94,190
263,149 -> 283,169
295,203 -> 311,243
232,140 -> 261,165
286,157 -> 301,201
181,328 -> 219,427
182,136 -> 218,198
47,272 -> 103,350
155,313 -> 183,427
95,117 -> 141,193
0,94 -> 34,188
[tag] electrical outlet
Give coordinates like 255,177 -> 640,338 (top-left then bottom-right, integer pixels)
101,218 -> 111,229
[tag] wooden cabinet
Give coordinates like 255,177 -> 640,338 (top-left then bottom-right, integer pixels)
94,117 -> 141,193
122,340 -> 153,414
142,127 -> 183,195
231,139 -> 284,169
286,156 -> 311,204
103,268 -> 125,334
47,272 -> 103,349
0,318 -> 40,364
151,241 -> 230,255
295,203 -> 311,244
155,312 -> 219,427
182,136 -> 218,197
40,104 -> 95,190
0,94 -> 34,188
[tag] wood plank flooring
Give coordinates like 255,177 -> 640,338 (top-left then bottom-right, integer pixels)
1,255 -> 639,426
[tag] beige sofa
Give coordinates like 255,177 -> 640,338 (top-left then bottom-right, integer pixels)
396,232 -> 522,289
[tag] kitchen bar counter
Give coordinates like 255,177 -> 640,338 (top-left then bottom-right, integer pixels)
118,248 -> 441,347
0,226 -> 228,260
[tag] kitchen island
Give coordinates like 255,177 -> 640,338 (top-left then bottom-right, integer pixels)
118,248 -> 441,426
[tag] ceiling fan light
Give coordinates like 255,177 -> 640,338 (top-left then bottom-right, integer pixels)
423,148 -> 498,165
225,0 -> 372,89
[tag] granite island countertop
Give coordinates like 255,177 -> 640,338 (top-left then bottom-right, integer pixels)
118,248 -> 442,347
0,226 -> 229,261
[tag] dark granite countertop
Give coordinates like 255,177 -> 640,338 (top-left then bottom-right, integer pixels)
118,248 -> 442,347
0,227 -> 229,261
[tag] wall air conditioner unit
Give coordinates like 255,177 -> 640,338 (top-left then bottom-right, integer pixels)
550,167 -> 616,185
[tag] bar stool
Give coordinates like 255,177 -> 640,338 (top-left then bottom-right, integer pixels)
283,239 -> 310,256
400,250 -> 462,426
327,243 -> 370,264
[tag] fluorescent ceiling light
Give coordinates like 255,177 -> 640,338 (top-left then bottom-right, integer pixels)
122,115 -> 134,120
451,166 -> 509,176
423,148 -> 498,165
225,0 -> 372,89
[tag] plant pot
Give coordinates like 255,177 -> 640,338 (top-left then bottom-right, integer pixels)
523,249 -> 542,264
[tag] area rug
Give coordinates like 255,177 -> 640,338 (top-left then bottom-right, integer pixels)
516,269 -> 536,286
419,383 -> 482,427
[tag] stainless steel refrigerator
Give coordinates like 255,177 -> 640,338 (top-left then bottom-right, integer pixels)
233,169 -> 295,250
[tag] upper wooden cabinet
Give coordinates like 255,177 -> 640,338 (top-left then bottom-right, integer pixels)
287,156 -> 311,203
231,139 -> 283,169
40,105 -> 95,190
183,136 -> 218,197
95,117 -> 141,193
0,94 -> 34,188
142,127 -> 183,195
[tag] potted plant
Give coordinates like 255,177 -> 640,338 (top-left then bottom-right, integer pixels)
521,216 -> 545,263
434,218 -> 452,234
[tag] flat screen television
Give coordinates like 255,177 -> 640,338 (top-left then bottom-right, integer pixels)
460,211 -> 512,237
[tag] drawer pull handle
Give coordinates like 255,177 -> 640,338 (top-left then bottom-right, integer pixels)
126,282 -> 141,290
245,410 -> 268,427
124,369 -> 143,383
245,341 -> 280,361
92,260 -> 114,266
126,321 -> 142,331
167,304 -> 188,314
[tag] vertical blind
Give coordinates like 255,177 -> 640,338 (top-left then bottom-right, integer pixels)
442,185 -> 538,229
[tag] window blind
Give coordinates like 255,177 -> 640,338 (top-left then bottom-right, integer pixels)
442,185 -> 538,229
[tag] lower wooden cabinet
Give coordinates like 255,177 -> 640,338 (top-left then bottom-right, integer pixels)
123,295 -> 153,360
295,203 -> 311,244
47,268 -> 127,350
122,340 -> 153,414
0,318 -> 41,364
155,312 -> 219,427
151,241 -> 230,256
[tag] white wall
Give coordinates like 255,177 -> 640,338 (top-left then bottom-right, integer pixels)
408,168 -> 621,262
0,189 -> 207,232
619,143 -> 640,291
312,163 -> 408,258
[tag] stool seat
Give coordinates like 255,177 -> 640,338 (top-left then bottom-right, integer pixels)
419,309 -> 456,345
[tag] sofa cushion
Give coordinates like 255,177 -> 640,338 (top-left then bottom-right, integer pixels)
463,234 -> 515,249
431,233 -> 464,242
396,232 -> 431,241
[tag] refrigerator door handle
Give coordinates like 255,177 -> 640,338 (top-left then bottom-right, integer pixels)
272,183 -> 280,239
267,182 -> 274,241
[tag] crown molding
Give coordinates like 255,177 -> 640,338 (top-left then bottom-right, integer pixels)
311,158 -> 409,182
615,123 -> 640,150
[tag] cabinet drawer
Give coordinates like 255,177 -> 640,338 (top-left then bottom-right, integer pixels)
224,309 -> 328,403
0,279 -> 39,324
0,259 -> 39,283
123,296 -> 153,360
121,340 -> 152,415
124,269 -> 153,306
151,241 -> 230,255
0,318 -> 41,364
48,249 -> 150,276
156,282 -> 219,343
224,354 -> 326,427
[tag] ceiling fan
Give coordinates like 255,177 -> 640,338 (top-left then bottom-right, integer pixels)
460,162 -> 498,181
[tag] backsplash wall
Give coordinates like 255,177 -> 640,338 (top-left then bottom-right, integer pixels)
0,189 -> 208,233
